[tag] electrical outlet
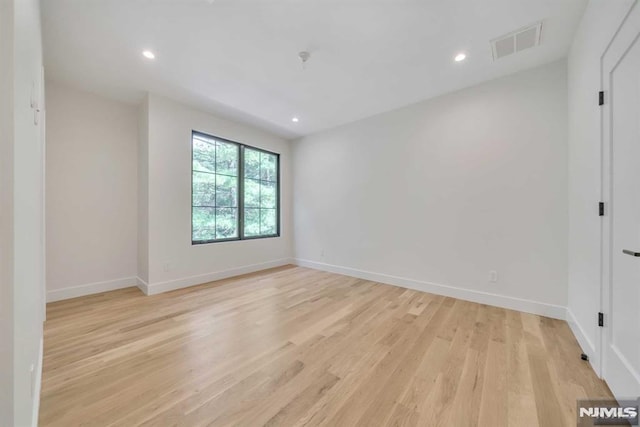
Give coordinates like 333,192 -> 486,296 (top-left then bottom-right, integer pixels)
489,270 -> 498,283
163,262 -> 171,272
320,248 -> 324,258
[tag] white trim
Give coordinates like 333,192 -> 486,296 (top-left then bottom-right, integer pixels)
600,0 -> 640,400
294,258 -> 566,320
46,259 -> 296,301
607,344 -> 640,398
144,258 -> 295,295
31,337 -> 43,427
46,276 -> 137,302
136,276 -> 149,295
567,309 -> 600,375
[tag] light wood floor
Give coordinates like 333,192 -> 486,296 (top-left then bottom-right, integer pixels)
40,265 -> 612,426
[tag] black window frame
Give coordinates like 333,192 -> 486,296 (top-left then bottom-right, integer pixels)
191,130 -> 281,245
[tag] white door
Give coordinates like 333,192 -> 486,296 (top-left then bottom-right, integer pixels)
602,0 -> 640,399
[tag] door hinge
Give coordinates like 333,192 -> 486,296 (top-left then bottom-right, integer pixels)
599,91 -> 605,106
598,312 -> 604,327
599,202 -> 605,216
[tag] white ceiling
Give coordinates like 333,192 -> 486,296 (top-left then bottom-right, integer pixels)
42,0 -> 586,139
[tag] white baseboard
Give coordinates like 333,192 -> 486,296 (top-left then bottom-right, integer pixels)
294,258 -> 567,320
606,344 -> 640,399
32,336 -> 43,427
44,259 -> 567,321
144,258 -> 295,295
46,260 -> 295,301
567,308 -> 600,376
136,276 -> 149,295
46,276 -> 137,302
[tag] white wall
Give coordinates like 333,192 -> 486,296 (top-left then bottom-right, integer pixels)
566,0 -> 634,374
0,0 -> 46,425
44,87 -> 293,298
293,61 -> 568,317
45,82 -> 138,301
141,94 -> 293,293
138,95 -> 149,283
0,0 -> 16,423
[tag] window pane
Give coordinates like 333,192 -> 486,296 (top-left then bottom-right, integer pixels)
244,178 -> 260,208
242,147 -> 279,239
260,152 -> 277,182
260,180 -> 276,208
192,171 -> 216,207
244,208 -> 260,236
192,207 -> 216,241
260,209 -> 277,235
244,148 -> 261,179
215,174 -> 238,208
193,137 -> 216,173
192,133 -> 240,243
215,208 -> 237,239
216,141 -> 238,176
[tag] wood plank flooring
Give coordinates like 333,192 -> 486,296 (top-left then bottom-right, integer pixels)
40,265 -> 612,426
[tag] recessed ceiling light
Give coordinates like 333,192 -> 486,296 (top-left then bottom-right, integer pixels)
142,50 -> 155,60
454,53 -> 466,62
292,117 -> 299,123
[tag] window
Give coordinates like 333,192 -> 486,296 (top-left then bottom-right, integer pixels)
192,131 -> 280,244
243,147 -> 278,237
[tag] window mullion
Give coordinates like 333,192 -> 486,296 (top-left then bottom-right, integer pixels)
258,152 -> 262,235
213,142 -> 217,239
239,145 -> 245,239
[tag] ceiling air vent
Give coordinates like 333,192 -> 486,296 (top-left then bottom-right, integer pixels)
491,22 -> 542,61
